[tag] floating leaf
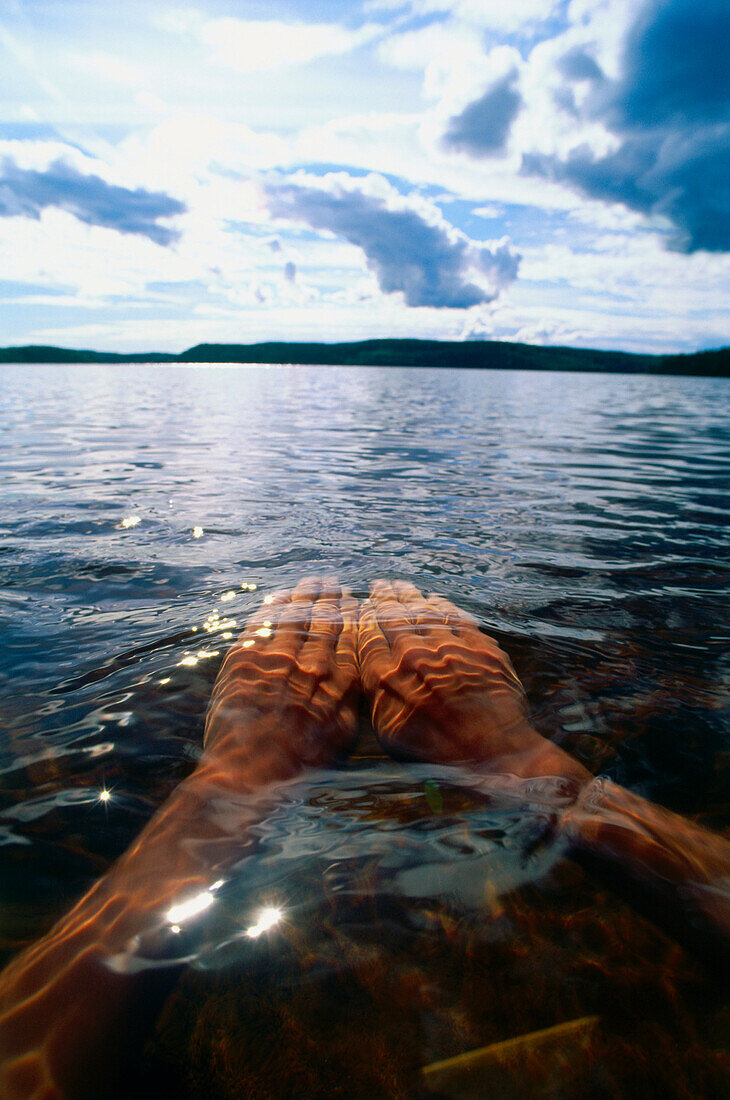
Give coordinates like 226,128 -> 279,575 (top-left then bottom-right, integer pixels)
424,779 -> 443,815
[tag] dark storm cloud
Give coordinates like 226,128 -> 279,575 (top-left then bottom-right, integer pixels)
524,130 -> 730,253
525,0 -> 730,253
442,70 -> 522,157
615,0 -> 730,127
265,180 -> 519,308
0,158 -> 186,245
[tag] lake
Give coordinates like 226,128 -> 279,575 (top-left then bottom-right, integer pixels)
1,363 -> 729,1096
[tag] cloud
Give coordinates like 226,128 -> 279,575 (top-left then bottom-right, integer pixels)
442,69 -> 522,156
67,51 -> 145,87
615,0 -> 730,128
523,128 -> 730,254
284,261 -> 297,282
366,0 -> 561,35
0,158 -> 186,245
200,18 -> 380,74
521,0 -> 730,252
377,22 -> 487,101
264,174 -> 519,308
557,47 -> 604,84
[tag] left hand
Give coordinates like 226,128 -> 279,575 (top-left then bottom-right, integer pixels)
203,577 -> 359,780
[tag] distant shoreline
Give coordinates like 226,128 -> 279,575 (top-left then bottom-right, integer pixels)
0,338 -> 728,377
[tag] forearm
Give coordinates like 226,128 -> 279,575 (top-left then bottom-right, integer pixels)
561,777 -> 730,949
0,737 -> 301,1099
468,718 -> 730,949
461,724 -> 730,954
0,578 -> 357,1097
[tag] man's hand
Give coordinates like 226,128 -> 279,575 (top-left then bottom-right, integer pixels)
358,580 -> 590,789
203,577 -> 359,782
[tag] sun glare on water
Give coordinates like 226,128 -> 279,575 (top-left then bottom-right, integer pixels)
245,906 -> 283,939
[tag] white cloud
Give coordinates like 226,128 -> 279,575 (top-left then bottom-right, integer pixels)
378,22 -> 485,100
520,236 -> 730,309
134,91 -> 169,117
0,139 -> 87,173
116,113 -> 291,189
565,0 -> 639,80
26,295 -> 483,352
295,110 -> 582,211
448,0 -> 561,32
472,204 -> 504,219
66,51 -> 145,86
368,0 -> 562,34
462,291 -> 718,354
0,0 -> 726,355
200,18 -> 381,74
152,8 -> 207,38
0,203 -> 191,299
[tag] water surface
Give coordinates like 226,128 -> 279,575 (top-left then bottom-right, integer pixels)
1,364 -> 729,1096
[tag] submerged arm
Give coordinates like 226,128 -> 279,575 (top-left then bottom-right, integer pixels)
0,579 -> 359,1099
561,777 -> 730,957
358,581 -> 730,960
0,749 -> 294,1099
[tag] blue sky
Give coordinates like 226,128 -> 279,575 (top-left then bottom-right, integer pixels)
0,0 -> 728,353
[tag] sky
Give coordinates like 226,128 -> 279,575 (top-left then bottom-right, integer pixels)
0,0 -> 728,354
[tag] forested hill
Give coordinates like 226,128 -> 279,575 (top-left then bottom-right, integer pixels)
0,338 -> 728,376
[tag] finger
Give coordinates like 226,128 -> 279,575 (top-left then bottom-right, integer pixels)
208,605 -> 285,716
290,576 -> 323,603
368,580 -> 412,647
319,575 -> 342,601
392,580 -> 424,604
491,644 -> 527,694
306,596 -> 341,644
426,595 -> 482,637
392,580 -> 453,636
357,599 -> 392,694
328,596 -> 359,722
305,577 -> 342,640
267,598 -> 313,659
427,600 -> 524,693
370,583 -> 446,651
369,580 -> 402,629
334,594 -> 359,682
423,595 -> 505,663
370,579 -> 394,596
392,580 -> 428,626
213,590 -> 291,687
261,587 -> 292,609
428,597 -> 525,693
298,589 -> 342,673
242,589 -> 290,637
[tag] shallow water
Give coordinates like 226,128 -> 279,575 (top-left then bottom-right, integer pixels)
1,364 -> 729,1096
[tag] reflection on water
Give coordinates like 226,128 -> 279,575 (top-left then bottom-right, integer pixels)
0,364 -> 729,1095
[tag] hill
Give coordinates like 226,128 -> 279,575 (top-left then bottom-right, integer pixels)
0,339 -> 727,376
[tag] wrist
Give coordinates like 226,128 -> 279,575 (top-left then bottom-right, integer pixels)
474,724 -> 592,791
560,777 -> 724,885
559,777 -> 730,950
199,709 -> 311,791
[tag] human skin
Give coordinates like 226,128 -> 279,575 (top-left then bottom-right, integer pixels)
2,576 -> 729,1096
358,580 -> 730,955
0,578 -> 359,1100
357,579 -> 591,789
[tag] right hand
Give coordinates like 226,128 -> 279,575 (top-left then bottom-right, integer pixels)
358,580 -> 590,789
